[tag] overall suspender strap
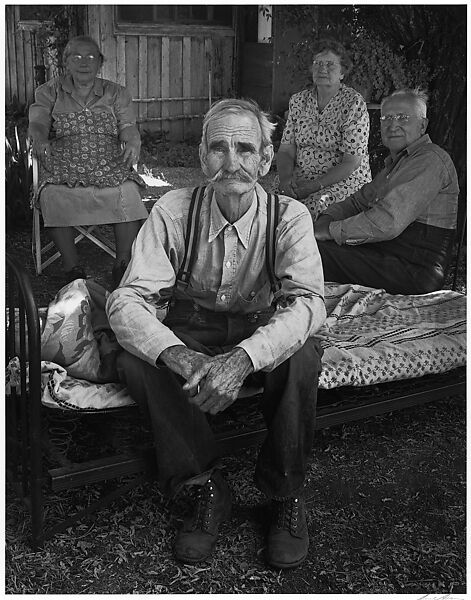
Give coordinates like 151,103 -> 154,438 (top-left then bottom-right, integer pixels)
177,185 -> 206,287
266,193 -> 282,298
178,187 -> 281,300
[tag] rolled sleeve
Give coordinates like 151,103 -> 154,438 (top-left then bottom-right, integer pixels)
113,85 -> 137,132
28,82 -> 55,130
236,203 -> 326,372
328,153 -> 448,245
106,200 -> 187,365
236,295 -> 326,372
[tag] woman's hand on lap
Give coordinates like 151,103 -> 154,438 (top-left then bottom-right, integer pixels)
121,140 -> 141,169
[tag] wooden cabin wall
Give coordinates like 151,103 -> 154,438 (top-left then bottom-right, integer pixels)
5,6 -> 39,107
86,6 -> 236,141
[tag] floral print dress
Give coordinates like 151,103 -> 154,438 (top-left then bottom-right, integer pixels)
280,84 -> 372,219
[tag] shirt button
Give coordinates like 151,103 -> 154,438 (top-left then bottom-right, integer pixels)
250,291 -> 256,297
221,294 -> 226,301
225,261 -> 231,268
227,225 -> 233,231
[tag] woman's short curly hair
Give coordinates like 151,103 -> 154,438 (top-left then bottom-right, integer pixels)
62,36 -> 104,67
310,37 -> 353,77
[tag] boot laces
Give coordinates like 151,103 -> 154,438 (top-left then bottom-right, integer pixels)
276,498 -> 300,532
190,478 -> 216,532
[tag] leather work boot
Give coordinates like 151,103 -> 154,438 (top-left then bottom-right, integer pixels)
174,469 -> 232,564
266,497 -> 309,569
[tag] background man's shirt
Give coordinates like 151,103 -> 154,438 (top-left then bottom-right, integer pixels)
325,135 -> 459,245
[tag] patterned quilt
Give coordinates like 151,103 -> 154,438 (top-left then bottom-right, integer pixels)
5,279 -> 466,411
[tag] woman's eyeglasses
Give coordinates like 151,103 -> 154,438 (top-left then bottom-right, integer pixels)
380,114 -> 412,124
70,54 -> 99,63
312,60 -> 341,71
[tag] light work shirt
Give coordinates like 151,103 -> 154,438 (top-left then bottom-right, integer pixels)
324,135 -> 459,245
106,183 -> 326,372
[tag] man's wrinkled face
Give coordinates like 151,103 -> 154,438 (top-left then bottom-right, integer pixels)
200,111 -> 272,196
380,97 -> 428,156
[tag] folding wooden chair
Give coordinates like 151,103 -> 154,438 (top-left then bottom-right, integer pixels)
29,142 -> 117,275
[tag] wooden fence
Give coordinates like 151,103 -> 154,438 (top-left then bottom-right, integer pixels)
5,5 -> 238,141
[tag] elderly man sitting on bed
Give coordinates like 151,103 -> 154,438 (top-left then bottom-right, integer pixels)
106,99 -> 326,569
314,87 -> 459,295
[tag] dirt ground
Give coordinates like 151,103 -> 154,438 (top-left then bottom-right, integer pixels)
5,166 -> 466,594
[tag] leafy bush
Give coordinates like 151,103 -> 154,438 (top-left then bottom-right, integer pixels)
347,33 -> 430,103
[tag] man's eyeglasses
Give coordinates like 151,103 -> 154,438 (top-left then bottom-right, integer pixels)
70,54 -> 99,63
312,60 -> 341,70
380,113 -> 412,124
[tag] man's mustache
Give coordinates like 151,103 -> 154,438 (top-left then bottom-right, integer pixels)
210,169 -> 254,183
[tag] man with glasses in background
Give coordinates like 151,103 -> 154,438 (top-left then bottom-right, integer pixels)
314,88 -> 459,295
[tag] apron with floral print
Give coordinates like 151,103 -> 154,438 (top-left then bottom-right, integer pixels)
38,109 -> 144,193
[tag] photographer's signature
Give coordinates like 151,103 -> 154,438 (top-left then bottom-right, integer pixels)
417,594 -> 464,600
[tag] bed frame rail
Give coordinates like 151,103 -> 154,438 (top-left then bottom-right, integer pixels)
5,253 -> 466,549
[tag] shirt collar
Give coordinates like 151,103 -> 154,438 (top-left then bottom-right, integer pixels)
208,185 -> 260,248
61,74 -> 104,98
384,133 -> 431,168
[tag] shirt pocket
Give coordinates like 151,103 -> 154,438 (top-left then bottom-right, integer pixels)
236,275 -> 272,309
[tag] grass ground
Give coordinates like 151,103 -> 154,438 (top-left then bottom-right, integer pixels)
5,397 -> 466,594
5,141 -> 467,594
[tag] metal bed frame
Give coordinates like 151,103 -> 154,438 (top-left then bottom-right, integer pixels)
6,253 -> 466,549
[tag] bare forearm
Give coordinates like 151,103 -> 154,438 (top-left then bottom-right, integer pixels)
119,124 -> 141,145
119,125 -> 141,166
316,154 -> 361,188
294,154 -> 361,199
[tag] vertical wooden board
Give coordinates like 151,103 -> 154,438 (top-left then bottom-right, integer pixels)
146,36 -> 162,136
116,35 -> 126,87
169,37 -> 183,140
205,37 -> 213,110
15,26 -> 27,105
7,9 -> 19,103
5,9 -> 13,103
182,36 -> 192,139
125,36 -> 139,100
161,36 -> 170,138
212,37 -> 222,100
98,6 -> 117,82
138,36 -> 148,124
192,36 -> 206,138
87,6 -> 100,43
23,30 -> 35,104
223,36 -> 235,97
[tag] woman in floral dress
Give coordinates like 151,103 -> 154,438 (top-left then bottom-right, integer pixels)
276,38 -> 371,220
28,36 -> 148,287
